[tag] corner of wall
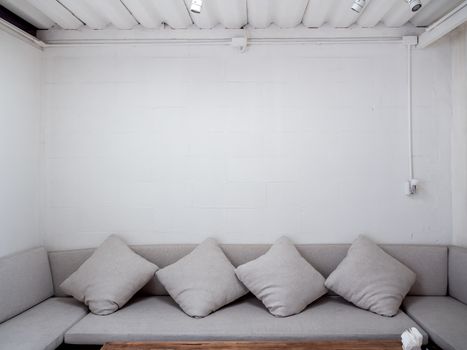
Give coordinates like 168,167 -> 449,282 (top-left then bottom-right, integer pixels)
38,47 -> 47,249
450,24 -> 467,247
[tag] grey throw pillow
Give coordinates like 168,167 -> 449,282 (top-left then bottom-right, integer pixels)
60,235 -> 158,315
235,236 -> 327,317
325,235 -> 416,317
156,238 -> 248,318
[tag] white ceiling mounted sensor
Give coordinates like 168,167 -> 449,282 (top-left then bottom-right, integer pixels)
191,0 -> 203,13
351,0 -> 366,13
406,0 -> 422,12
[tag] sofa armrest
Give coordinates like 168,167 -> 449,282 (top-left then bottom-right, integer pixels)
448,246 -> 467,305
0,247 -> 54,323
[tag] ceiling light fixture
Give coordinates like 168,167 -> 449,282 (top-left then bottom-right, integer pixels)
351,0 -> 366,13
190,0 -> 203,14
406,0 -> 422,12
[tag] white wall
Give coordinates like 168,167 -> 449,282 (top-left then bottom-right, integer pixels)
451,24 -> 467,247
43,39 -> 453,249
0,31 -> 42,257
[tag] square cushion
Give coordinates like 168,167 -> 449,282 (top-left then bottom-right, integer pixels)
325,236 -> 416,317
60,235 -> 158,315
156,238 -> 248,317
235,237 -> 327,317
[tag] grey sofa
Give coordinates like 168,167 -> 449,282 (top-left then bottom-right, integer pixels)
1,244 -> 466,350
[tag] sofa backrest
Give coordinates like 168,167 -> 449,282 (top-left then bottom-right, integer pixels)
0,247 -> 54,324
449,246 -> 467,304
48,243 -> 448,297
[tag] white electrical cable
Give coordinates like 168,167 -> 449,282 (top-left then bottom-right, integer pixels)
407,43 -> 414,181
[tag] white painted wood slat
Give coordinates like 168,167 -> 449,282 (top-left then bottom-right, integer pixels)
1,0 -> 464,33
302,0 -> 335,28
121,0 -> 163,29
411,0 -> 463,26
86,0 -> 138,30
358,0 -> 398,28
58,0 -> 108,29
0,0 -> 54,28
384,0 -> 433,27
187,0 -> 246,29
152,0 -> 192,29
26,0 -> 82,29
248,0 -> 309,29
329,0 -> 362,28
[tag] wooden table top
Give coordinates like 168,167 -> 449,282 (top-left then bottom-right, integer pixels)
101,340 -> 403,350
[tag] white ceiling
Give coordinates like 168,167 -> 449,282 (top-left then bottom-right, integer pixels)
0,0 -> 464,31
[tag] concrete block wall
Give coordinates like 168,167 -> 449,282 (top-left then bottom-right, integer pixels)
0,30 -> 42,257
42,41 -> 453,249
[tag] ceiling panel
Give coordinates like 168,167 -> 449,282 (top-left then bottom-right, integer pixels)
121,0 -> 163,29
25,0 -> 82,29
383,0 -> 433,27
86,0 -> 137,29
185,0 -> 246,29
0,0 -> 55,28
274,0 -> 309,28
151,0 -> 192,29
358,0 -> 399,28
215,0 -> 247,29
248,0 -> 309,29
247,0 -> 273,28
1,0 -> 464,32
302,0 -> 335,28
184,0 -> 217,28
57,0 -> 109,29
410,0 -> 463,26
328,0 -> 362,28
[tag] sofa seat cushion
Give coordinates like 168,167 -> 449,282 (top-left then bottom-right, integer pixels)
403,296 -> 467,350
0,297 -> 88,350
65,296 -> 427,345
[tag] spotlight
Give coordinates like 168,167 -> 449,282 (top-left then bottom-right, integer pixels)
351,0 -> 366,13
406,0 -> 422,12
190,0 -> 203,14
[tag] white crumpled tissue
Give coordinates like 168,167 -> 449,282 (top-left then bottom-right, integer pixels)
401,327 -> 423,350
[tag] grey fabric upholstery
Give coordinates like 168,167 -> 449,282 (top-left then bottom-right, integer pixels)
403,296 -> 467,350
49,244 -> 448,297
0,247 -> 54,323
0,297 -> 88,350
65,296 -> 427,345
325,236 -> 416,317
60,235 -> 158,315
156,238 -> 247,318
235,237 -> 326,317
380,245 -> 447,296
448,246 -> 467,304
